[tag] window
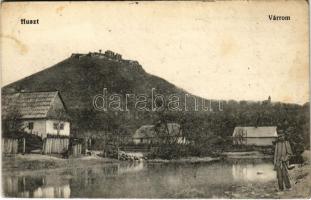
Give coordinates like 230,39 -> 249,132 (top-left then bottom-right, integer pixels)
53,122 -> 64,130
28,122 -> 34,130
60,123 -> 64,130
53,123 -> 58,130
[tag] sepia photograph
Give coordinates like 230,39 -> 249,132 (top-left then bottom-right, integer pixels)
0,0 -> 310,198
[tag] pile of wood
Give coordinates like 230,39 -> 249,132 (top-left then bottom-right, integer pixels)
118,151 -> 145,161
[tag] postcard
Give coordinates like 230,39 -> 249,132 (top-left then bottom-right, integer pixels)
1,1 -> 310,198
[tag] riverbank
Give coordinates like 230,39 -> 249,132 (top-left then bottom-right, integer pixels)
222,151 -> 273,159
2,154 -> 118,174
2,153 -> 221,173
224,150 -> 311,199
224,163 -> 311,199
147,156 -> 221,163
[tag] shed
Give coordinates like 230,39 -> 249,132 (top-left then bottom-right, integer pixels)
232,126 -> 277,146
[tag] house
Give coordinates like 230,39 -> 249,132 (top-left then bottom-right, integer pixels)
132,123 -> 186,144
2,91 -> 70,138
232,126 -> 277,146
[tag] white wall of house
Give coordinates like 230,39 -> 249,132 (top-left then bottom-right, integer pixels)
233,137 -> 276,146
22,120 -> 46,138
133,138 -> 142,144
246,137 -> 276,146
133,138 -> 152,144
46,120 -> 70,137
22,119 -> 70,138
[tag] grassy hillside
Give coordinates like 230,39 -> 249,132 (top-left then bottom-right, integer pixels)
2,52 -> 200,136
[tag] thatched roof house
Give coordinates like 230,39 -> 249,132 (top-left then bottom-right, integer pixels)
133,123 -> 186,144
2,91 -> 70,138
2,91 -> 69,119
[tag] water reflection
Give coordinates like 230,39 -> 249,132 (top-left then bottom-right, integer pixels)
3,176 -> 70,198
119,162 -> 144,174
3,160 -> 276,198
33,185 -> 70,198
232,162 -> 276,182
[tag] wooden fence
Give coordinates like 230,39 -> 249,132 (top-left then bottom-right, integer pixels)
72,144 -> 82,157
42,137 -> 69,154
2,138 -> 19,154
3,134 -> 84,156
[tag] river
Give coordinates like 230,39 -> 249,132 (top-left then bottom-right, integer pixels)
3,159 -> 276,198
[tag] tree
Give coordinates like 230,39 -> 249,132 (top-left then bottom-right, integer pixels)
2,108 -> 25,134
153,105 -> 180,145
234,129 -> 247,145
284,126 -> 305,156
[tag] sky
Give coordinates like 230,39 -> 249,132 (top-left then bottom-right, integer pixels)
1,1 -> 309,104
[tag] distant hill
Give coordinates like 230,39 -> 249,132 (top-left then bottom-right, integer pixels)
2,51 -> 204,136
3,51 -> 186,109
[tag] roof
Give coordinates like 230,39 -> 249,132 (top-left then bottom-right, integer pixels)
232,126 -> 277,138
133,123 -> 182,139
2,91 -> 67,119
133,125 -> 155,138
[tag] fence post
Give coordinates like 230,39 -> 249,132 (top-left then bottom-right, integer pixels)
42,138 -> 45,154
23,137 -> 26,154
117,147 -> 119,160
85,137 -> 88,155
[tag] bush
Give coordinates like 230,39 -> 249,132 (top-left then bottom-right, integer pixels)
147,144 -> 186,159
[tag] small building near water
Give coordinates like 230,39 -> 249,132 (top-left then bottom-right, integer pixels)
2,91 -> 70,138
132,123 -> 186,145
232,126 -> 277,146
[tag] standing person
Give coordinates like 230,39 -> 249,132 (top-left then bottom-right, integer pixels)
274,133 -> 293,191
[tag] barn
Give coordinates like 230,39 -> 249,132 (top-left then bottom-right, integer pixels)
232,126 -> 277,146
2,91 -> 70,138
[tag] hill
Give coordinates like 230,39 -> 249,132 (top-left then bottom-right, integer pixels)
3,51 -> 185,109
2,50 -> 207,136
